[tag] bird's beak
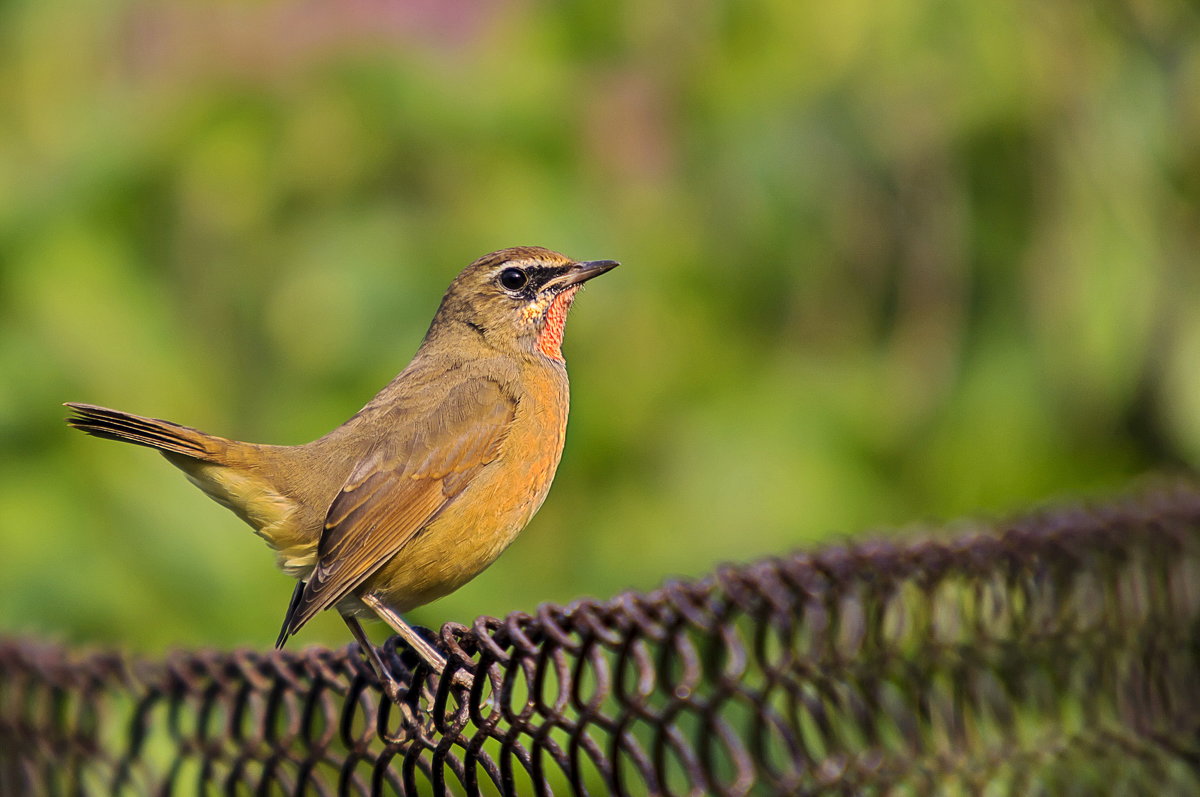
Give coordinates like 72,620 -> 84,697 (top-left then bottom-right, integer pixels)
550,260 -> 620,289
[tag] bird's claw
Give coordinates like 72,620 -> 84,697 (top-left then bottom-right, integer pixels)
381,676 -> 407,704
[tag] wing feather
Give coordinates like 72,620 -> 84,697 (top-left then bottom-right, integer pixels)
278,377 -> 517,640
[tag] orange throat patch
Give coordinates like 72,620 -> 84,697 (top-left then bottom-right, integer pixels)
537,287 -> 580,360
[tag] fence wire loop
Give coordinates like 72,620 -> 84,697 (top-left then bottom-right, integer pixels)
3,486 -> 1200,795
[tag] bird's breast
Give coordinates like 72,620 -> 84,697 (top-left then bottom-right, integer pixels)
364,364 -> 570,611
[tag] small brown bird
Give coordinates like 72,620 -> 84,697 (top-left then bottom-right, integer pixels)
66,246 -> 616,695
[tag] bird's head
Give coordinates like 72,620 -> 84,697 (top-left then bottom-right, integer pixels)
429,246 -> 618,362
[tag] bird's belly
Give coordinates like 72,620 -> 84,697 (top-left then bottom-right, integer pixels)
362,385 -> 567,613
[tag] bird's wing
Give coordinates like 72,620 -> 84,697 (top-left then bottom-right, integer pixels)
278,377 -> 518,640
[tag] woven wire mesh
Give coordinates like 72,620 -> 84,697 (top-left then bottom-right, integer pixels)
3,488 -> 1199,795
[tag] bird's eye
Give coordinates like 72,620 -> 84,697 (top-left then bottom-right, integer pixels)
498,267 -> 528,291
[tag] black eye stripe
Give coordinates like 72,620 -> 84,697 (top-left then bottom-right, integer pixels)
496,264 -> 572,294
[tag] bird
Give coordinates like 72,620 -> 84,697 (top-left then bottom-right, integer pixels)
65,246 -> 617,697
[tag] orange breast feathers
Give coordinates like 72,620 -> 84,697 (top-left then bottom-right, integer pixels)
537,286 -> 580,360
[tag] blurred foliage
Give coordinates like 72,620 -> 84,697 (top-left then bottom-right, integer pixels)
1,0 -> 1198,653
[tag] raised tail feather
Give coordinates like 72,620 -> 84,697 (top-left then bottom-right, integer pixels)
64,403 -> 223,461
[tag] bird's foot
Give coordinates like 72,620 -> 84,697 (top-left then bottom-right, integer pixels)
444,666 -> 474,691
379,673 -> 406,703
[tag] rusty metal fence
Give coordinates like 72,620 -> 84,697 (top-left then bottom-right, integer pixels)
3,488 -> 1200,795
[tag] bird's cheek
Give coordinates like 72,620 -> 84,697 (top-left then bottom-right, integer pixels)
519,297 -> 549,325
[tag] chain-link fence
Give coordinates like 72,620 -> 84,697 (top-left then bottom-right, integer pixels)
3,488 -> 1199,795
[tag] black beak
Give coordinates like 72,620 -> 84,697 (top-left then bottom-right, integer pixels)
553,260 -> 619,289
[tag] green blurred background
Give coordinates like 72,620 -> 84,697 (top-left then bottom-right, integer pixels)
1,0 -> 1198,653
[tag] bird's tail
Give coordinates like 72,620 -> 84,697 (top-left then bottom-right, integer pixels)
64,402 -> 228,461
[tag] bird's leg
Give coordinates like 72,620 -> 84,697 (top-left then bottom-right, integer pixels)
342,614 -> 406,703
360,593 -> 473,689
